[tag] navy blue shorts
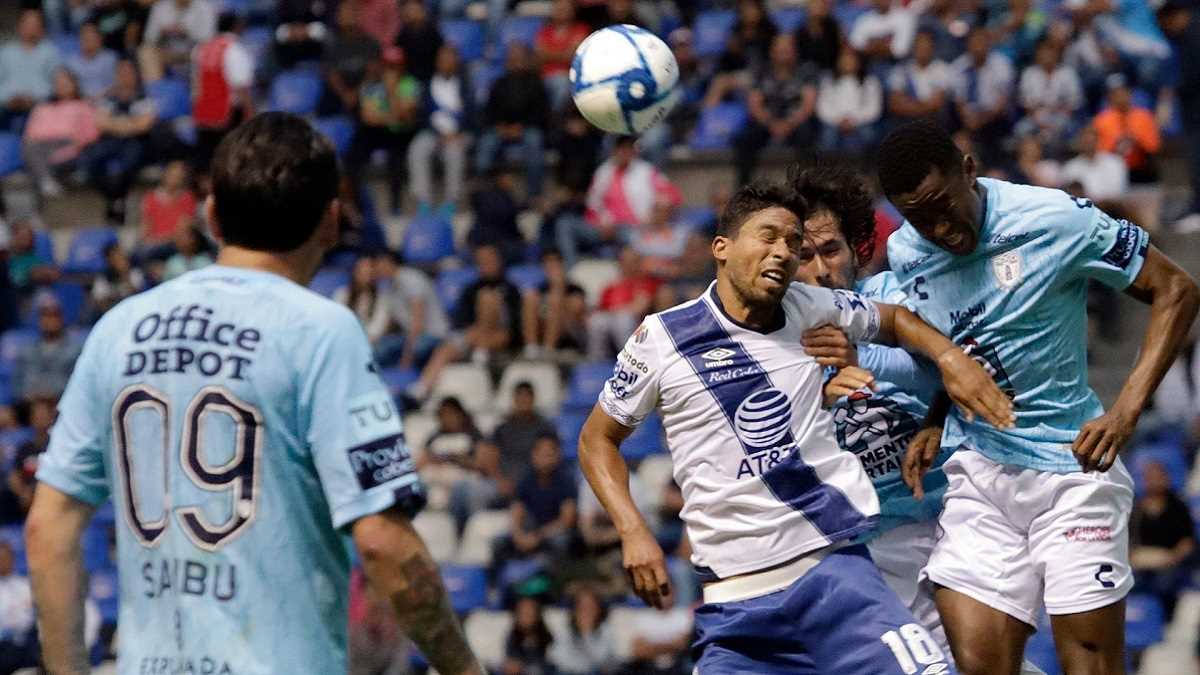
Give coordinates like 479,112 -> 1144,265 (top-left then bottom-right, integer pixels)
692,545 -> 956,675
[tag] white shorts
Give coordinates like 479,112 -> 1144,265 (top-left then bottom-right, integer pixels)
924,449 -> 1134,627
868,521 -> 950,659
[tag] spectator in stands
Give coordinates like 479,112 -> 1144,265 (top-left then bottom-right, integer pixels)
139,159 -> 196,253
732,34 -> 817,186
1059,125 -> 1128,202
81,58 -> 156,225
346,569 -> 411,675
468,170 -> 525,263
630,196 -> 689,279
504,595 -> 556,675
537,0 -> 591,110
352,0 -> 401,49
702,0 -> 776,107
849,0 -> 919,64
91,242 -> 145,316
1158,0 -> 1200,230
476,43 -> 549,201
586,247 -> 660,361
1066,0 -> 1171,88
555,106 -> 604,195
139,0 -> 217,82
1131,459 -> 1195,623
664,29 -> 707,148
319,2 -> 379,117
627,594 -> 693,675
887,29 -> 955,129
918,0 -> 975,62
5,397 -> 56,517
22,68 -> 98,200
795,0 -> 842,72
577,470 -> 654,597
952,26 -> 1015,167
408,44 -> 473,217
0,539 -> 35,673
394,0 -> 444,83
191,12 -> 254,172
162,224 -> 213,280
374,252 -> 449,369
524,249 -> 588,357
0,10 -> 60,133
409,244 -> 527,401
816,46 -> 883,153
335,256 -> 393,345
274,0 -> 331,68
988,0 -> 1047,67
68,21 -> 118,99
1016,37 -> 1084,153
585,136 -> 681,231
1092,73 -> 1161,183
550,586 -> 618,675
348,47 -> 421,214
88,0 -> 151,56
418,396 -> 506,530
7,218 -> 58,296
1009,133 -> 1061,187
505,433 -> 577,565
493,382 -> 557,486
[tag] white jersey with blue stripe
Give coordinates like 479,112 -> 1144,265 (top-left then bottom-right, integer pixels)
598,281 -> 882,579
888,178 -> 1150,472
37,265 -> 423,675
832,272 -> 948,537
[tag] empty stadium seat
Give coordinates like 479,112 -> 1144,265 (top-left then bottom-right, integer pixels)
496,360 -> 563,416
464,610 -> 512,670
1125,593 -> 1165,651
90,567 -> 120,626
497,16 -> 546,57
427,362 -> 494,414
623,414 -> 666,460
506,262 -> 546,291
413,511 -> 458,562
33,230 -> 54,262
63,227 -> 119,275
0,133 -> 23,177
693,11 -> 737,58
456,509 -> 510,566
0,327 -> 38,363
555,411 -> 588,460
308,267 -> 349,297
147,78 -> 191,121
402,215 -> 456,264
678,205 -> 717,232
268,70 -> 324,115
402,412 -> 437,456
568,258 -> 620,307
440,564 -> 489,613
771,8 -> 807,31
434,266 -> 480,316
440,19 -> 486,62
689,101 -> 749,151
242,26 -> 273,69
25,281 -> 86,326
313,115 -> 356,156
562,361 -> 612,411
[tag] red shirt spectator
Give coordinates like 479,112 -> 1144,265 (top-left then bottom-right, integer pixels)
140,160 -> 197,244
355,0 -> 401,52
536,0 -> 590,78
585,137 -> 682,230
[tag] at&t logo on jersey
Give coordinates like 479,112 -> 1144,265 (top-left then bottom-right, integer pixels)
733,388 -> 797,479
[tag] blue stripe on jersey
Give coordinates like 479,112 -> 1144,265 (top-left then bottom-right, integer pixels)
657,299 -> 867,540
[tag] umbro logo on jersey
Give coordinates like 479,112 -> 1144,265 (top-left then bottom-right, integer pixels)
701,347 -> 736,367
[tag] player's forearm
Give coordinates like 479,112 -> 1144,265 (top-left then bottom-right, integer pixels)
1117,267 -> 1200,415
579,415 -> 650,537
875,303 -> 958,361
25,493 -> 90,674
924,391 -> 952,428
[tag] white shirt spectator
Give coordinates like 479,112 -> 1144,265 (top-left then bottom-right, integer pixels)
0,569 -> 34,639
888,59 -> 955,101
333,285 -> 393,344
217,39 -> 254,89
1059,150 -> 1128,202
389,266 -> 451,339
145,0 -> 217,46
849,2 -> 919,59
952,51 -> 1014,112
625,605 -> 693,667
817,73 -> 884,127
1018,64 -> 1083,114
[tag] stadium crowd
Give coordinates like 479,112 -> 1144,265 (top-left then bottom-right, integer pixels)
0,0 -> 1198,671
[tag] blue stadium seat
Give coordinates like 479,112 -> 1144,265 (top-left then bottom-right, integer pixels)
33,230 -> 55,262
92,500 -> 117,528
623,414 -> 666,460
1125,593 -> 1165,651
497,17 -> 546,58
90,567 -> 120,625
0,427 -> 33,454
435,267 -> 479,316
506,263 -> 546,291
147,77 -> 191,121
0,379 -> 11,406
771,8 -> 807,32
833,3 -> 869,31
0,524 -> 27,574
556,411 -> 589,460
440,564 -> 489,614
242,26 -> 273,70
378,367 -> 419,400
313,115 -> 355,156
52,33 -> 81,58
402,215 -> 456,264
693,11 -> 737,58
688,101 -> 748,151
0,132 -> 23,177
25,281 -> 87,326
62,227 -> 119,275
309,267 -> 349,297
441,19 -> 486,62
1130,442 -> 1188,495
82,522 -> 113,572
678,205 -> 717,232
471,61 -> 507,107
269,70 -> 324,115
0,327 -> 38,363
563,361 -> 613,411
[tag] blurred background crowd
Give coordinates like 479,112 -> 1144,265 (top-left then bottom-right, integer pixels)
0,0 -> 1198,672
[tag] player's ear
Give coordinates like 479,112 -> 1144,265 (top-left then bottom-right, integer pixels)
712,235 -> 729,264
204,195 -> 224,244
963,153 -> 978,182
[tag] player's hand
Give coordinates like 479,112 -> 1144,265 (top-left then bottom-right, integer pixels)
902,426 -> 943,500
822,366 -> 876,407
1072,405 -> 1138,472
802,325 -> 859,368
620,526 -> 671,609
935,348 -> 1016,429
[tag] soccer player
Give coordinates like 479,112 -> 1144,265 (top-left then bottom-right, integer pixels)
578,180 -> 1015,674
879,120 -> 1200,675
24,113 -> 483,675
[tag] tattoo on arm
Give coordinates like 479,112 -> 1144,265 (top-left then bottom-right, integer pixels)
389,552 -> 477,675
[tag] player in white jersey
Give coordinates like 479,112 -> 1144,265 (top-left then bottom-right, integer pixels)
878,120 -> 1200,675
578,181 -> 1015,674
23,113 -> 483,675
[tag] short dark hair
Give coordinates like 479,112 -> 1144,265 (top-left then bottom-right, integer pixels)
211,112 -> 339,253
789,160 -> 877,265
877,120 -> 961,198
716,180 -> 807,238
514,381 -> 535,395
217,11 -> 241,33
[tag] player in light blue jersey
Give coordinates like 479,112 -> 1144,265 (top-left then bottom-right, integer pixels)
23,113 -> 483,675
879,120 -> 1200,675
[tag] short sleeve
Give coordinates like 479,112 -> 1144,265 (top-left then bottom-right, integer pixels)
302,309 -> 425,529
37,328 -> 111,506
597,318 -> 664,429
795,284 -> 881,343
1059,198 -> 1149,290
222,42 -> 254,88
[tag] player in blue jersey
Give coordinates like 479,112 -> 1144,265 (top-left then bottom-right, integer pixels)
578,180 -> 1016,674
23,113 -> 483,675
878,120 -> 1200,675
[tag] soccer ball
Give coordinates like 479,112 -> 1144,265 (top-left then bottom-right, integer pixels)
570,25 -> 680,135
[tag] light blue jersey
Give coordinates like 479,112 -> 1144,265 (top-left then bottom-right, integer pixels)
37,265 -> 424,675
831,272 -> 948,535
888,178 -> 1149,472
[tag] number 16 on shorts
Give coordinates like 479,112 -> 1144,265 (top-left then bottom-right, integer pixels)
881,623 -> 949,675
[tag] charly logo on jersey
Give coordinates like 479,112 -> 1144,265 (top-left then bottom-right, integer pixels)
991,251 -> 1022,290
701,347 -> 736,368
733,388 -> 792,450
833,392 -> 919,480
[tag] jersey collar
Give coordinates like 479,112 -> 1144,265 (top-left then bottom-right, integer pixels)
705,282 -> 787,335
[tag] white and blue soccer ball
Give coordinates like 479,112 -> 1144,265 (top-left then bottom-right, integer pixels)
570,24 -> 680,135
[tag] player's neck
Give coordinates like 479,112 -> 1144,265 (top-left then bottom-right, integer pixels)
215,246 -> 320,287
713,277 -> 783,332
